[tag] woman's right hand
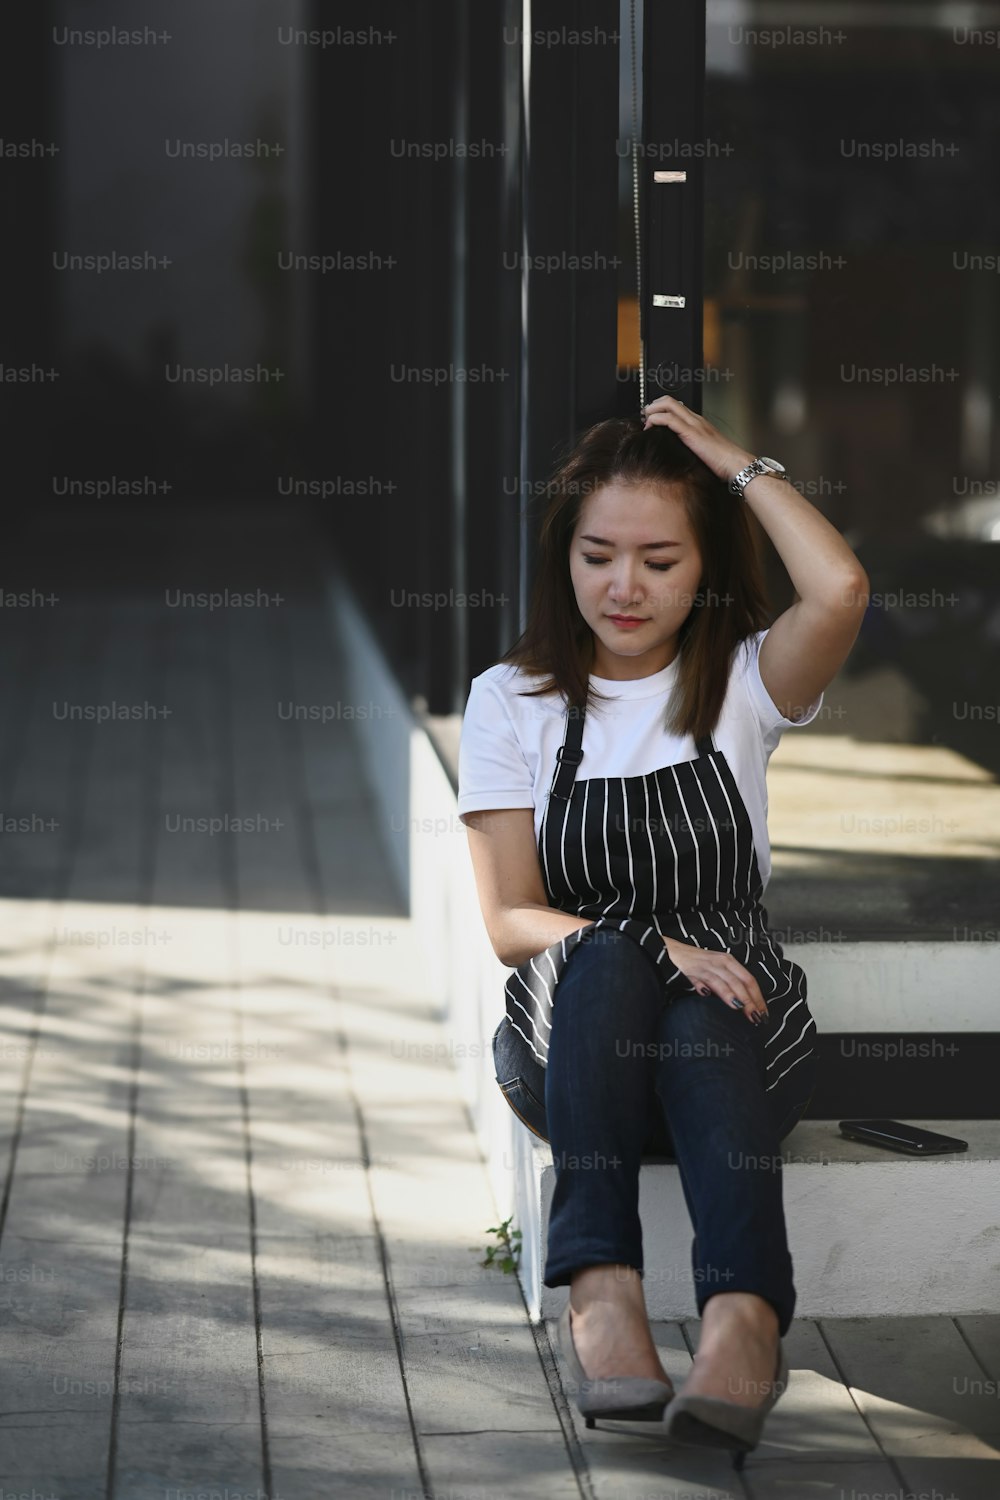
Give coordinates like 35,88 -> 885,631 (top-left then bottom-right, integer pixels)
664,936 -> 769,1025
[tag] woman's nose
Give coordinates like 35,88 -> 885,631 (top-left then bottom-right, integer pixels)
609,569 -> 642,601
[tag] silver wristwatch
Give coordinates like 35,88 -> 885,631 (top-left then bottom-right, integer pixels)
729,455 -> 787,499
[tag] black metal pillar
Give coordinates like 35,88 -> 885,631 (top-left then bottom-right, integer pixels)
640,0 -> 706,412
519,0 -> 622,609
462,0 -> 524,692
0,5 -> 57,503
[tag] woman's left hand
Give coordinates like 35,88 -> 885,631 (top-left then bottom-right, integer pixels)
641,396 -> 754,487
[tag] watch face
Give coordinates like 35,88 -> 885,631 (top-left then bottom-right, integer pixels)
759,456 -> 785,474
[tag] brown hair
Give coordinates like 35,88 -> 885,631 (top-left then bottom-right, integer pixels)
497,415 -> 773,741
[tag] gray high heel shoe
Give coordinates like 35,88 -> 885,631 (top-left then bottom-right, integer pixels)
663,1340 -> 789,1470
555,1299 -> 674,1429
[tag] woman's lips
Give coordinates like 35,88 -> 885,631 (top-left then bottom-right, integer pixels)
607,615 -> 648,628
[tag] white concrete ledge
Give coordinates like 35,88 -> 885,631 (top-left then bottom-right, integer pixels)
784,942 -> 1000,1030
325,564 -> 547,1303
528,1119 -> 1000,1320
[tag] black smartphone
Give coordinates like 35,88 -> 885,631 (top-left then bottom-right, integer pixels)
838,1119 -> 968,1155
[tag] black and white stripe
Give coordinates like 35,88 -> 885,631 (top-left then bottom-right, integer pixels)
504,703 -> 818,1121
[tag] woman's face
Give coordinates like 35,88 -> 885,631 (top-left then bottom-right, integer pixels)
568,479 -> 703,679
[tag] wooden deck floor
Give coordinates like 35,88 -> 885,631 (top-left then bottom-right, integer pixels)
1,526 -> 999,1498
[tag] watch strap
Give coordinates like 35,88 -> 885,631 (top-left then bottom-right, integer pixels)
730,459 -> 766,497
730,457 -> 787,498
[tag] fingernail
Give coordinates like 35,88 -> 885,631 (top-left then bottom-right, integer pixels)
730,997 -> 744,1009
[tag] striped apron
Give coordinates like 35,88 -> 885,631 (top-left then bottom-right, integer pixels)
494,693 -> 818,1142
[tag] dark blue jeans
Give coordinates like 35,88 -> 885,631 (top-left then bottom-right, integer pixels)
538,927 -> 814,1337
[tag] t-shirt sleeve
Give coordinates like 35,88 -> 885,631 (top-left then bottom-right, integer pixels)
743,626 -> 824,736
457,671 -> 535,822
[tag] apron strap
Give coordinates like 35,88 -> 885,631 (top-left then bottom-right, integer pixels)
549,701 -> 585,801
551,703 -> 715,801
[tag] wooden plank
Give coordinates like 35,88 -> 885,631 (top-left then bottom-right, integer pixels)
344,935 -> 576,1458
234,982 -> 423,1494
228,600 -> 424,1498
279,596 -> 405,918
0,898 -> 62,1158
0,604 -> 105,903
416,1434 -> 585,1500
263,596 -> 584,1494
148,607 -> 231,913
0,605 -> 148,1491
0,1425 -> 108,1500
112,603 -> 264,1495
822,1315 -> 1000,1499
956,1314 -> 1000,1382
113,1238 -> 263,1493
0,606 -> 97,1153
0,603 -> 51,797
225,603 -> 314,913
271,599 -> 360,812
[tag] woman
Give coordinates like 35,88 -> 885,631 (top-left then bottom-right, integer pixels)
457,396 -> 868,1464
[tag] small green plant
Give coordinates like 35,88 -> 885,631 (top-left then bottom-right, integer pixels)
478,1215 -> 522,1274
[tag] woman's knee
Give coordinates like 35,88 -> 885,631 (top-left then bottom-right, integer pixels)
653,993 -> 767,1106
549,933 -> 666,1070
560,926 -> 663,1004
656,989 -> 750,1053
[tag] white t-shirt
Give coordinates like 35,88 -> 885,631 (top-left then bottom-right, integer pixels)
457,627 -> 823,895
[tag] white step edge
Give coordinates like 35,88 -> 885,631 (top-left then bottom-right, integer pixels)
784,942 -> 1000,1030
522,1119 -> 1000,1320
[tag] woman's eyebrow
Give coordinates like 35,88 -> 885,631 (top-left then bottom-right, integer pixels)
579,534 -> 682,548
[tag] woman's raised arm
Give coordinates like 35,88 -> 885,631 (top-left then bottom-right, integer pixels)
641,395 -> 869,722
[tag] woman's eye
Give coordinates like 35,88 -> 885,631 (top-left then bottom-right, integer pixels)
582,555 -> 674,572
